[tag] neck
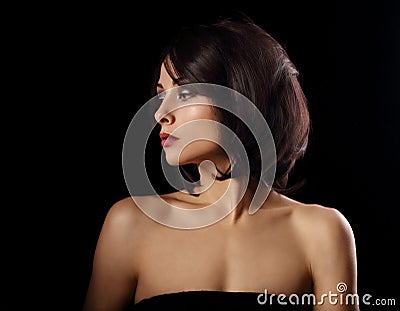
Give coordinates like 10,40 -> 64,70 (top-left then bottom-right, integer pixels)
192,164 -> 260,221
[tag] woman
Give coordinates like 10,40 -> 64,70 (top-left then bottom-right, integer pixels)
83,16 -> 358,310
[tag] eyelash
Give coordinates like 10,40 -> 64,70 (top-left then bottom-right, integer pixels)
177,90 -> 193,101
157,89 -> 194,101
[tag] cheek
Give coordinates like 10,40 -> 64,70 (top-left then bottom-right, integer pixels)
182,140 -> 220,156
166,141 -> 222,166
177,105 -> 217,122
164,105 -> 222,165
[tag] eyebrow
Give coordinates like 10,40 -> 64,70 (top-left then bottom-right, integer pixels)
156,78 -> 184,90
172,77 -> 184,85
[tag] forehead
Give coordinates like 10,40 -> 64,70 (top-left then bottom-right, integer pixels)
158,57 -> 181,86
159,63 -> 173,85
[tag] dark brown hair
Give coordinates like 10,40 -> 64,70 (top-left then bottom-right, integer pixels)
153,15 -> 310,194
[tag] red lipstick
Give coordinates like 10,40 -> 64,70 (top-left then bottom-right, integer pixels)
160,132 -> 179,147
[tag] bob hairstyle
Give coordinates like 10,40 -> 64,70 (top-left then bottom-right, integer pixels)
152,16 -> 310,195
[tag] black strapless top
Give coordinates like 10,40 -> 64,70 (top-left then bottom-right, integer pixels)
128,291 -> 313,310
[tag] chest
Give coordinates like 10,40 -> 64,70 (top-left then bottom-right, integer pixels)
135,221 -> 311,301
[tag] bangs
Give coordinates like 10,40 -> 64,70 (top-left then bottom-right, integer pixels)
163,53 -> 195,86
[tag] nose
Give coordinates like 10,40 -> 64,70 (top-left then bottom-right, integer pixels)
155,110 -> 175,125
154,93 -> 176,125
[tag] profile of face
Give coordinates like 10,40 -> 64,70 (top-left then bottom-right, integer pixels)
154,62 -> 227,168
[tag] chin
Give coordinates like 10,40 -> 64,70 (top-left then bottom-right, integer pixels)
165,150 -> 197,167
165,141 -> 220,166
165,152 -> 181,166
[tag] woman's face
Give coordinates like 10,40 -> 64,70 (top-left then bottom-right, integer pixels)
155,62 -> 225,167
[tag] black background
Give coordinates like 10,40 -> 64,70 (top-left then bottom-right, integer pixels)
12,1 -> 399,310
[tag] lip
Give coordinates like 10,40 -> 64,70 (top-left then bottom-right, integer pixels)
160,132 -> 179,147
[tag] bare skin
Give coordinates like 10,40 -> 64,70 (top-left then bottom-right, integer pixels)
83,63 -> 359,311
83,189 -> 358,311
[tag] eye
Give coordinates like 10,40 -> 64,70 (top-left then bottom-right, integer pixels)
157,92 -> 165,101
177,89 -> 193,101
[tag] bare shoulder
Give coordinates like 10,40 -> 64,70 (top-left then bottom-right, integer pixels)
103,196 -> 156,234
276,195 -> 357,257
84,197 -> 153,309
266,192 -> 355,247
105,197 -> 141,226
291,200 -> 354,240
274,197 -> 359,299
